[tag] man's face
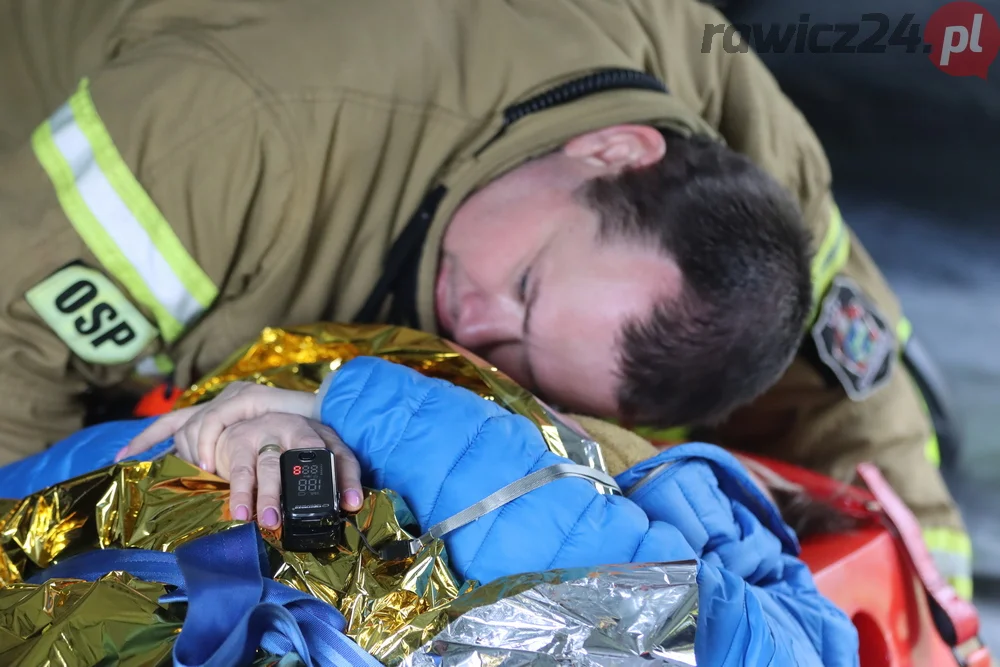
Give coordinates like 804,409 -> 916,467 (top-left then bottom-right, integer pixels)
434,127 -> 679,416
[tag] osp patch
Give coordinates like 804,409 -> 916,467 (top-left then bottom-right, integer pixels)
26,264 -> 158,365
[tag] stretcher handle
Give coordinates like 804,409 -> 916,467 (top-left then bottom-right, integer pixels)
856,463 -> 990,666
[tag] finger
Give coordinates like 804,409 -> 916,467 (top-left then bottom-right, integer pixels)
188,383 -> 254,473
312,422 -> 364,512
196,384 -> 318,473
255,418 -> 330,529
173,396 -> 247,469
216,380 -> 252,400
225,432 -> 257,523
116,407 -> 200,462
211,413 -> 311,477
255,442 -> 284,530
166,384 -> 293,472
173,419 -> 204,469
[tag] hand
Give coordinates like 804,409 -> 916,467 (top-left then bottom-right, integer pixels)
116,381 -> 317,471
210,413 -> 363,529
113,381 -> 365,524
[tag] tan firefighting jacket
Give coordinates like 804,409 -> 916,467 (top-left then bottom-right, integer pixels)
0,0 -> 961,551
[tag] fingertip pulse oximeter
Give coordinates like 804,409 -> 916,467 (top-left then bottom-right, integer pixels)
279,448 -> 343,552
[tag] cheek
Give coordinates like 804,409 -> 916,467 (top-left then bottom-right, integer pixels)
527,326 -> 622,416
446,227 -> 515,286
533,358 -> 621,416
444,197 -> 555,288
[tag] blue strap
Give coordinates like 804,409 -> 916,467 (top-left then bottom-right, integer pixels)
27,548 -> 186,589
27,524 -> 380,667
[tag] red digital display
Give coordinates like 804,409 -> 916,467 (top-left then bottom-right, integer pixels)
293,465 -> 302,475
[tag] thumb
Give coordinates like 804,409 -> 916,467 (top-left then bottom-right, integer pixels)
314,423 -> 364,512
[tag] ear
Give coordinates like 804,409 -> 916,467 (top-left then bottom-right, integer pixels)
562,125 -> 666,173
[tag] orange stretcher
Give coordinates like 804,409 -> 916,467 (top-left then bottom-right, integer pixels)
734,453 -> 992,667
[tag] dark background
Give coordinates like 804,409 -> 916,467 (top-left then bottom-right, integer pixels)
717,0 -> 1000,642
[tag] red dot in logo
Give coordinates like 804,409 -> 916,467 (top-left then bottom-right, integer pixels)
925,2 -> 1000,78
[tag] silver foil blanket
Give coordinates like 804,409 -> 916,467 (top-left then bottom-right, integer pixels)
402,561 -> 699,666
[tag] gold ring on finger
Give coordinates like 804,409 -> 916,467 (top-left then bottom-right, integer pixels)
258,443 -> 282,456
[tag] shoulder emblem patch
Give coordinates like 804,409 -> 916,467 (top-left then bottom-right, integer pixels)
26,265 -> 158,365
811,276 -> 895,401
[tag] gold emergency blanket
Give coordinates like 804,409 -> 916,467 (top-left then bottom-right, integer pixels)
175,323 -> 608,472
0,572 -> 182,666
0,455 -> 469,665
0,323 -> 613,666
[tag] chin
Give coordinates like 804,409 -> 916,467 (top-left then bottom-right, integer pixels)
544,391 -> 617,420
477,349 -> 533,391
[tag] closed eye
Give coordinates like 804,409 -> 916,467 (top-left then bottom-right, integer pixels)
518,269 -> 530,302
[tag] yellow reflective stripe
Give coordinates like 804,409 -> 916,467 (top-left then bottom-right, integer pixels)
153,353 -> 175,375
68,79 -> 217,312
631,425 -> 691,443
904,366 -> 942,467
896,317 -> 913,348
924,527 -> 974,599
31,78 -> 218,342
31,121 -> 179,338
808,203 -> 851,325
602,420 -> 691,444
951,576 -> 973,601
924,431 -> 941,467
923,527 -> 973,558
136,353 -> 176,378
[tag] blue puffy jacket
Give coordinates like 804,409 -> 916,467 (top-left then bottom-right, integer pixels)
0,357 -> 859,666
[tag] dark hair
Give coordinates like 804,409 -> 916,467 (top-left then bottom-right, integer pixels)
577,130 -> 813,428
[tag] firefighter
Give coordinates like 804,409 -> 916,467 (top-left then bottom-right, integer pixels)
0,0 -> 970,595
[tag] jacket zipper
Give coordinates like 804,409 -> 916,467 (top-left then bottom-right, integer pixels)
504,68 -> 667,127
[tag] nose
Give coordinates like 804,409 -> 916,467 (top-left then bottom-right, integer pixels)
452,292 -> 522,351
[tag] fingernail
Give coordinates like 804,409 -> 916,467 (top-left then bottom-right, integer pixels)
343,490 -> 363,509
234,505 -> 250,521
199,461 -> 210,471
262,508 -> 279,528
113,447 -> 128,462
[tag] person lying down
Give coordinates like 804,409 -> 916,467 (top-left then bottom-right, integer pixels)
0,356 -> 859,666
